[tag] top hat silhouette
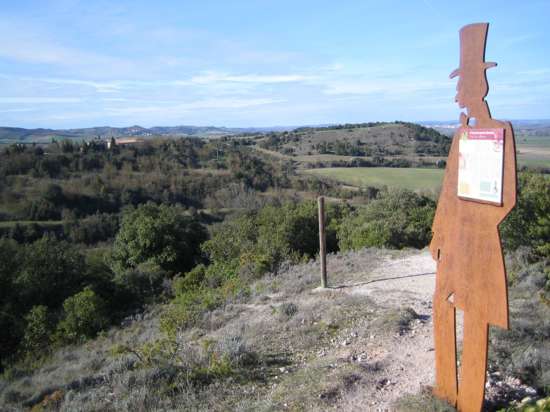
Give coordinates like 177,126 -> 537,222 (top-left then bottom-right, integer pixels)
449,22 -> 497,79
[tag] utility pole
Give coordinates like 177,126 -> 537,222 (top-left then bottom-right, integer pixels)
318,196 -> 327,288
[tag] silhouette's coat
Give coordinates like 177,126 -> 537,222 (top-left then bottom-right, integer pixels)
430,23 -> 517,412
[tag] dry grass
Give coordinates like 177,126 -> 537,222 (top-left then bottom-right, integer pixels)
1,247 -> 542,411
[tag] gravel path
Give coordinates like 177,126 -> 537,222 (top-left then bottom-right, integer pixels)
338,251 -> 440,410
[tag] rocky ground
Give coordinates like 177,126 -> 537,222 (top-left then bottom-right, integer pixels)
0,249 -> 542,411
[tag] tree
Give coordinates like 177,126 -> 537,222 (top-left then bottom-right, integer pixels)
110,202 -> 208,275
14,236 -> 86,309
0,239 -> 23,369
56,287 -> 108,343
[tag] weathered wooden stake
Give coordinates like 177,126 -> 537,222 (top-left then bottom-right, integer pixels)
318,196 -> 327,288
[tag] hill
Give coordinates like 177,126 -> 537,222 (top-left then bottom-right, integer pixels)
0,125 -> 283,144
0,249 -> 545,411
257,122 -> 451,159
423,119 -> 550,137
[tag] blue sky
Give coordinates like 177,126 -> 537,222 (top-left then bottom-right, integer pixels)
0,0 -> 549,128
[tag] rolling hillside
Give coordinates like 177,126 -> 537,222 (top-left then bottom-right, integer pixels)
0,125 -> 281,144
256,122 -> 451,158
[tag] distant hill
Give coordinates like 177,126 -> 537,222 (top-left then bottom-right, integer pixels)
421,119 -> 550,137
0,125 -> 293,144
3,119 -> 547,145
257,121 -> 451,158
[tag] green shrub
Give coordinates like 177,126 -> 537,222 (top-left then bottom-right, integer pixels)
202,201 -> 346,277
0,238 -> 22,368
161,287 -> 223,336
15,236 -> 86,309
278,302 -> 298,320
55,287 -> 109,344
110,202 -> 208,275
22,305 -> 53,354
0,236 -> 88,368
113,261 -> 169,301
490,258 -> 550,394
337,189 -> 435,250
162,261 -> 244,335
65,212 -> 120,244
501,172 -> 550,259
394,388 -> 456,411
173,264 -> 207,295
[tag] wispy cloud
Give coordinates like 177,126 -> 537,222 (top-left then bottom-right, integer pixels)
516,68 -> 550,77
105,97 -> 284,116
0,97 -> 82,104
189,72 -> 316,85
36,78 -> 123,93
321,76 -> 452,97
501,33 -> 540,48
0,18 -> 135,76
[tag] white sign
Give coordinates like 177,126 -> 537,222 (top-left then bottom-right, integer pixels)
457,128 -> 504,205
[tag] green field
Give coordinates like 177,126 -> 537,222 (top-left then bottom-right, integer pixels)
303,167 -> 444,191
516,134 -> 550,168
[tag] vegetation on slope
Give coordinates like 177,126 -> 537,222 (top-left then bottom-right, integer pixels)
0,123 -> 548,410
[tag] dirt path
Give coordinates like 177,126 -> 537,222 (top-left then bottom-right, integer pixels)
337,251 -> 439,410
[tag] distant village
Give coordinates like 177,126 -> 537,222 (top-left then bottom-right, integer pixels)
73,136 -> 146,152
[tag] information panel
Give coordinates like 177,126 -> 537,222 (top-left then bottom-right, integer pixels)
457,128 -> 504,205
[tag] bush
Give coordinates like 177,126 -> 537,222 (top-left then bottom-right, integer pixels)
0,239 -> 23,368
66,212 -> 120,244
22,305 -> 53,353
278,302 -> 299,320
490,257 -> 550,394
55,287 -> 109,343
162,260 -> 245,334
337,189 -> 435,250
110,202 -> 208,275
113,261 -> 169,301
202,201 -> 346,276
15,236 -> 85,309
173,264 -> 207,295
501,172 -> 550,259
26,198 -> 60,220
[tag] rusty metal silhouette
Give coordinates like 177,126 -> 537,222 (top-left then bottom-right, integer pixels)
430,23 -> 517,412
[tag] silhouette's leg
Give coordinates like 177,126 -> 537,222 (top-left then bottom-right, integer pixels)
457,314 -> 488,412
433,293 -> 458,406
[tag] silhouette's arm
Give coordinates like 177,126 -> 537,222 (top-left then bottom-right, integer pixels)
499,122 -> 517,220
430,130 -> 460,261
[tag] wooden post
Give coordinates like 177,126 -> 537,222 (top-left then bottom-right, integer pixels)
318,196 -> 327,288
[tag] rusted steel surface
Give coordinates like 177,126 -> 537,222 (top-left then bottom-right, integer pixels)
430,23 -> 517,412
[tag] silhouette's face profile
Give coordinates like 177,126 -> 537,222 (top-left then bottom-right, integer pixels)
454,71 -> 489,111
455,76 -> 467,109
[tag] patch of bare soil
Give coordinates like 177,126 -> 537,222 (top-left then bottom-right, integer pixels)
335,251 -> 438,410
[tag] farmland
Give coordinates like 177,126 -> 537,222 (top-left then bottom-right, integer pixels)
302,167 -> 444,192
516,134 -> 550,168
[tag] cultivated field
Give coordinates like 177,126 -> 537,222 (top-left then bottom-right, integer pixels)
516,134 -> 550,168
302,167 -> 444,192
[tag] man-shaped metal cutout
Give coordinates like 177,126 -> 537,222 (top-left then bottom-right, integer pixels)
430,23 -> 517,412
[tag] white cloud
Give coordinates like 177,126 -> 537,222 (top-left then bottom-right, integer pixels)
189,72 -> 316,85
0,18 -> 134,76
36,78 -> 123,93
0,97 -> 82,104
105,97 -> 284,116
322,78 -> 451,96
